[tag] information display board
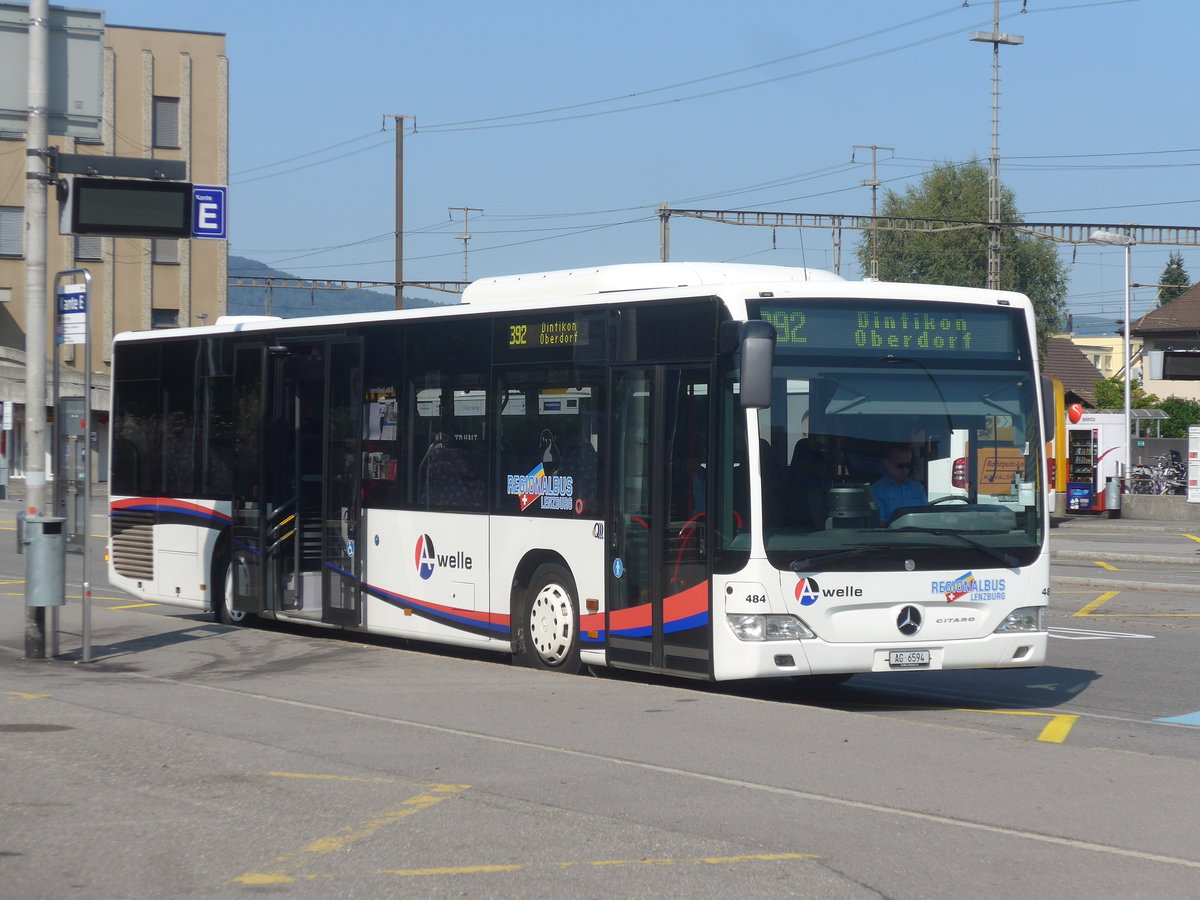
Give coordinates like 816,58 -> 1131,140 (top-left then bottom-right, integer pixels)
1189,425 -> 1200,504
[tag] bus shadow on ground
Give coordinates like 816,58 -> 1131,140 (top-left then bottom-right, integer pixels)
604,664 -> 1103,713
773,665 -> 1101,712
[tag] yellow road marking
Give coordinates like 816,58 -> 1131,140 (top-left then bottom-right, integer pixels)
568,853 -> 819,868
106,602 -> 158,610
1073,590 -> 1198,618
957,709 -> 1079,743
1092,560 -> 1119,571
1183,533 -> 1200,544
851,701 -> 1078,744
232,783 -> 470,885
267,772 -> 397,784
377,864 -> 524,877
2,691 -> 50,700
376,854 -> 818,878
1073,591 -> 1118,617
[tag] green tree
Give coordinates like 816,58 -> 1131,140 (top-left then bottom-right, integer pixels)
1093,376 -> 1159,410
1156,251 -> 1190,306
1157,396 -> 1200,438
856,159 -> 1068,354
1094,378 -> 1200,437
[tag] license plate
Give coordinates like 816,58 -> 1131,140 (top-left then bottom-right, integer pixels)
888,649 -> 931,668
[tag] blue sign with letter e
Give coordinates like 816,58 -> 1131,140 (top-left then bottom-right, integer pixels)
192,185 -> 227,239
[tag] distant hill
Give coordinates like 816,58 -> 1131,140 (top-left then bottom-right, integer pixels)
1068,314 -> 1121,337
228,256 -> 457,318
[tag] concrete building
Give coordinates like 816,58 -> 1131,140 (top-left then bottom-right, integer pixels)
0,17 -> 228,483
1132,284 -> 1200,404
1067,335 -> 1141,383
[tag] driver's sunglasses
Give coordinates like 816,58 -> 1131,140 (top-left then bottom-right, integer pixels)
890,460 -> 912,470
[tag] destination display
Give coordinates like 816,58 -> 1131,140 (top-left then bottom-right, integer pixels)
499,312 -> 600,352
752,300 -> 1025,357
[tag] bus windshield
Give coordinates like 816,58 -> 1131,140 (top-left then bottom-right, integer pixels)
751,297 -> 1044,573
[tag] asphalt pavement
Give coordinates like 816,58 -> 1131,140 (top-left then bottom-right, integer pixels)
4,499 -> 1200,897
1049,513 -> 1200,592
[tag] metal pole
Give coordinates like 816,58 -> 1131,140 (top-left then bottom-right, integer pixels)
394,116 -> 403,309
659,203 -> 670,262
853,145 -> 893,281
52,269 -> 93,661
1123,242 -> 1132,480
1087,230 -> 1136,477
23,0 -> 50,659
450,207 -> 482,283
83,285 -> 92,664
970,0 -> 1022,291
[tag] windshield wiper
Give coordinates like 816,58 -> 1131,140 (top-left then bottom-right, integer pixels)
790,545 -> 886,572
890,527 -> 1019,568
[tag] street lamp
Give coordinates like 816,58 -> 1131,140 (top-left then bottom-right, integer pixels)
1088,230 -> 1135,478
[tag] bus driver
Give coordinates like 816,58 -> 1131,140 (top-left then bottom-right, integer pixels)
871,444 -> 927,524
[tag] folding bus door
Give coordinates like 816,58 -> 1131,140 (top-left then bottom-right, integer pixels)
608,365 -> 713,676
230,338 -> 363,624
230,343 -> 269,617
321,339 -> 363,625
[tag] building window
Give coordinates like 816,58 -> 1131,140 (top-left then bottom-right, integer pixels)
151,308 -> 179,329
153,96 -> 180,149
152,239 -> 179,265
75,235 -> 102,261
1162,352 -> 1200,380
0,206 -> 21,257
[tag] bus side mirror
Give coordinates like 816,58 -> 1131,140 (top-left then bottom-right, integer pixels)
739,320 -> 776,409
1039,375 -> 1054,436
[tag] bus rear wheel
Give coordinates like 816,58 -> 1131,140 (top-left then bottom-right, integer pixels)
517,564 -> 581,674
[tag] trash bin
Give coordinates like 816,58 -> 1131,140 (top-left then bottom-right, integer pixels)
24,516 -> 66,607
1104,476 -> 1122,518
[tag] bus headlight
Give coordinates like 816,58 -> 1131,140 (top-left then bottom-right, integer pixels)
727,614 -> 814,642
993,606 -> 1047,633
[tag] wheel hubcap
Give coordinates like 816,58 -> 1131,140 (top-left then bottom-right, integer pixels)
528,583 -> 573,665
224,565 -> 246,624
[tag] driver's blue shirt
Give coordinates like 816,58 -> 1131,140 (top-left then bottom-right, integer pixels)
871,475 -> 927,524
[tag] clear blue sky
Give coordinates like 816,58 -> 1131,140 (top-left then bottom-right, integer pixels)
96,0 -> 1197,331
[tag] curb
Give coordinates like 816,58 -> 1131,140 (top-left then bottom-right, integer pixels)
1052,575 -> 1200,594
1051,549 -> 1200,566
1053,524 -> 1191,533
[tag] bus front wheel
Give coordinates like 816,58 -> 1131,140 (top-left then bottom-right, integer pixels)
517,563 -> 581,674
216,558 -> 250,626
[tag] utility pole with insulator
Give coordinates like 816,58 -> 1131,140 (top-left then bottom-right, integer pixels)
853,144 -> 893,281
970,0 -> 1023,290
384,114 -> 413,309
449,207 -> 482,284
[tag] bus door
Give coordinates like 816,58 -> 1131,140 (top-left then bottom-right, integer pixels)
230,339 -> 363,624
231,344 -> 268,616
608,365 -> 713,677
322,340 -> 363,625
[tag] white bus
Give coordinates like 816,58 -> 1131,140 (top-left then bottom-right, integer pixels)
108,263 -> 1049,681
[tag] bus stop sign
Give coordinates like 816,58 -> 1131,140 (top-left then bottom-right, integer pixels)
192,185 -> 227,239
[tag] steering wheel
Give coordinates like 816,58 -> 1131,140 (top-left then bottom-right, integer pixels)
928,495 -> 970,506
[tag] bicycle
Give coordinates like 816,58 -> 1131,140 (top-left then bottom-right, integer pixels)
1130,453 -> 1186,495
